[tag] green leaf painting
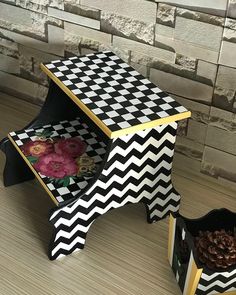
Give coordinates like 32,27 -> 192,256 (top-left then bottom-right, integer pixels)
35,129 -> 53,138
27,156 -> 38,164
54,176 -> 71,187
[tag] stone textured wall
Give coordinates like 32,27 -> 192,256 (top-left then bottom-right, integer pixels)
0,0 -> 236,185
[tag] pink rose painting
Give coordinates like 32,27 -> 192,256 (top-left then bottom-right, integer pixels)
34,153 -> 77,179
55,137 -> 87,158
20,130 -> 95,188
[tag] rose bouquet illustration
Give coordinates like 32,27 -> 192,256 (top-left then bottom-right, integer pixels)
21,129 -> 96,187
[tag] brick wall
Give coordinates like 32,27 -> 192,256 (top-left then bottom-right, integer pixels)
0,0 -> 236,185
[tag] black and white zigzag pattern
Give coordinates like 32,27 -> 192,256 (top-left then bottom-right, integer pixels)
48,122 -> 180,260
195,269 -> 236,295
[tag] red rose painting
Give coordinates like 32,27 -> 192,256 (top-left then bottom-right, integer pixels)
54,137 -> 87,158
34,153 -> 77,179
21,140 -> 54,157
20,131 -> 95,187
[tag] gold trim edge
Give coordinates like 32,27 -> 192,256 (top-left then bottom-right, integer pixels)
8,134 -> 59,206
110,111 -> 191,138
40,63 -> 191,139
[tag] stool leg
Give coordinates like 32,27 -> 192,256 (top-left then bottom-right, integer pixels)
48,204 -> 98,260
144,187 -> 181,223
0,138 -> 35,186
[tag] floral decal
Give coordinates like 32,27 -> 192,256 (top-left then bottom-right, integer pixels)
76,155 -> 96,177
20,130 -> 97,187
34,153 -> 77,179
55,137 -> 87,158
21,140 -> 54,162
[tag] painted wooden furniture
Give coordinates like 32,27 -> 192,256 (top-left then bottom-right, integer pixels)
0,51 -> 190,260
168,209 -> 236,295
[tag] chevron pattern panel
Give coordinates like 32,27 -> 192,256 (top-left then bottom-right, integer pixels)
49,122 -> 180,260
195,269 -> 236,295
168,210 -> 236,295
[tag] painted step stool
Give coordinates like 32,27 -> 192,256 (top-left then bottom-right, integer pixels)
0,51 -> 190,260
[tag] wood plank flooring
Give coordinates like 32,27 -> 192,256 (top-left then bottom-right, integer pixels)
0,92 -> 235,295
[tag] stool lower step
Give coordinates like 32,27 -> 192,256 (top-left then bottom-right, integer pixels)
8,117 -> 107,205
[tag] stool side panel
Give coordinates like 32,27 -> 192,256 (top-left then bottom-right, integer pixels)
49,122 -> 180,260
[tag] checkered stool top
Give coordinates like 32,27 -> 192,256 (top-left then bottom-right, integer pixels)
41,51 -> 190,138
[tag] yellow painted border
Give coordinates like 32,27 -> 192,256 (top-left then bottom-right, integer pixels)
40,63 -> 191,139
8,134 -> 59,206
111,111 -> 191,138
184,252 -> 203,295
188,260 -> 203,295
217,292 -> 236,295
168,214 -> 176,265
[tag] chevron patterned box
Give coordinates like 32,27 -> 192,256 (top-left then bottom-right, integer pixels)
168,209 -> 236,295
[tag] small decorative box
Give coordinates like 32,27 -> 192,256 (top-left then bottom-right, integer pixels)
168,209 -> 236,295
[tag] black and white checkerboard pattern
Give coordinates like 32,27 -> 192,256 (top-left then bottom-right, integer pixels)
9,118 -> 107,204
44,51 -> 188,132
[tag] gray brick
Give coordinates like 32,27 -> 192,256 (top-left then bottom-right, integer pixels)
64,3 -> 100,20
149,68 -> 213,103
228,0 -> 236,19
0,2 -> 32,26
209,107 -> 234,131
155,23 -> 174,38
16,0 -> 64,13
175,54 -> 196,70
176,119 -> 188,136
48,7 -> 100,30
187,120 -> 207,144
202,146 -> 236,181
0,25 -> 64,56
101,11 -> 154,45
173,153 -> 201,174
219,41 -> 236,68
0,37 -> 18,58
176,7 -> 224,26
213,86 -> 235,111
174,16 -> 223,51
113,36 -> 175,63
197,60 -> 217,84
215,65 -> 236,89
153,0 -> 227,16
80,0 -> 157,23
156,4 -> 176,27
172,94 -> 210,123
18,45 -> 58,86
175,137 -> 204,161
0,53 -> 20,74
65,22 -> 111,45
0,71 -> 47,104
0,6 -> 62,40
205,125 -> 236,155
155,35 -> 219,63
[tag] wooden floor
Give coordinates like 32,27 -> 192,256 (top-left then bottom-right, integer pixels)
0,93 -> 236,295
